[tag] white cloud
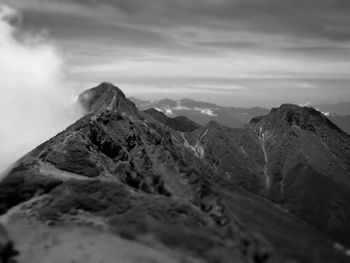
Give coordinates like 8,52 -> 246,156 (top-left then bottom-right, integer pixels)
194,107 -> 218,117
294,82 -> 315,89
164,108 -> 174,116
0,5 -> 83,174
298,101 -> 312,107
188,84 -> 245,92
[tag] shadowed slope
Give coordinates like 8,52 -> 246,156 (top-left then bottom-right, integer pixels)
144,108 -> 201,132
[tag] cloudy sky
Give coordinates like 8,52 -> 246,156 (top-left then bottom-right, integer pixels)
4,0 -> 350,107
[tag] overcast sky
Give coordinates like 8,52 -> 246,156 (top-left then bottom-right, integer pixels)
4,0 -> 350,107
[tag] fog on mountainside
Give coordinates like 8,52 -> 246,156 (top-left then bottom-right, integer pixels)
0,5 -> 83,174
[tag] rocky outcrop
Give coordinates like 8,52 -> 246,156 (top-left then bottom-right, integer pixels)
78,82 -> 139,117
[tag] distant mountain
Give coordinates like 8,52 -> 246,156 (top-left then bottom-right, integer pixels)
1,83 -> 349,262
130,98 -> 350,135
143,108 -> 201,132
129,97 -> 269,128
328,114 -> 350,134
315,102 -> 350,116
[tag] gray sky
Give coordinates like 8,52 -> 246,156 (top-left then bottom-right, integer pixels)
5,0 -> 350,107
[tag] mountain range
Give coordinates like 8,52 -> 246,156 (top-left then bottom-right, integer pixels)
0,82 -> 350,263
130,98 -> 350,134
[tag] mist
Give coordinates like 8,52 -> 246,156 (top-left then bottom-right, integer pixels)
0,5 -> 83,174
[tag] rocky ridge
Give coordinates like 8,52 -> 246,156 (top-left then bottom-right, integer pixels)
0,83 -> 349,262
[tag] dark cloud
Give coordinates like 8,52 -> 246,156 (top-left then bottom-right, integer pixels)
21,8 -> 166,45
14,0 -> 350,51
53,0 -> 350,41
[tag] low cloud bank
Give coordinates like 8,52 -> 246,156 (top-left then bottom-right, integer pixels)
0,5 -> 83,174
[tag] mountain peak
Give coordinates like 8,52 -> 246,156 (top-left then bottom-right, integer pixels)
78,82 -> 138,116
251,103 -> 343,133
271,103 -> 320,115
90,82 -> 127,100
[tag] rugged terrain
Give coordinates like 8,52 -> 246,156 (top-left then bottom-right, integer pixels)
130,97 -> 268,129
131,98 -> 350,135
185,104 -> 350,247
0,83 -> 349,263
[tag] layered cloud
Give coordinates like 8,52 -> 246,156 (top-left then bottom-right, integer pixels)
3,0 -> 350,106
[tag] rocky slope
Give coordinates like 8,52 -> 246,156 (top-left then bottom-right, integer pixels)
0,83 -> 277,263
249,104 -> 350,245
183,103 -> 350,248
0,83 -> 349,262
79,82 -> 139,117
